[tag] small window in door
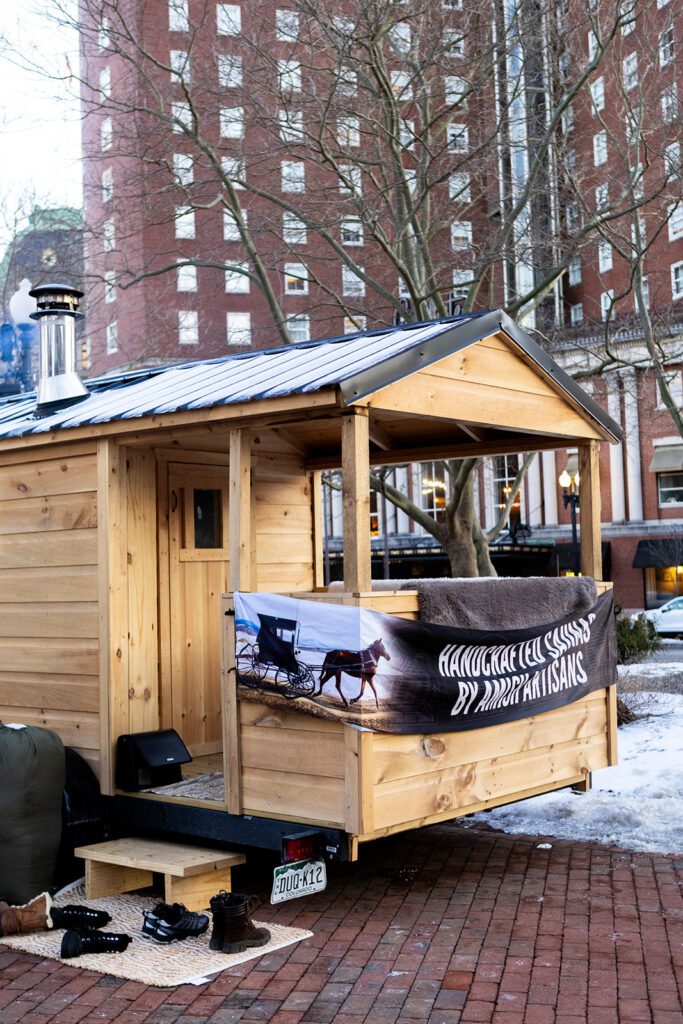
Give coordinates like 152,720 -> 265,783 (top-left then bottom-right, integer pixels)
193,489 -> 223,548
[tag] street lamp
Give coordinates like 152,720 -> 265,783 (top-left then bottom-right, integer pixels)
559,467 -> 580,574
8,279 -> 37,391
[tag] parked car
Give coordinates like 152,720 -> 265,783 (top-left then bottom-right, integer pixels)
635,597 -> 683,635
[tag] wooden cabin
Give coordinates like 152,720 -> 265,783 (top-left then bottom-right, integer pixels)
0,309 -> 622,860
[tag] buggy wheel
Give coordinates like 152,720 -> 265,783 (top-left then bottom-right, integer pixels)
236,644 -> 264,688
283,662 -> 316,698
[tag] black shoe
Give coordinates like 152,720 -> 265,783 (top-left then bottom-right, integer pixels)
141,902 -> 209,944
60,928 -> 131,959
51,905 -> 112,930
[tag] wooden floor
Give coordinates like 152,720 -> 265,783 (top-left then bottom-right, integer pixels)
182,752 -> 223,778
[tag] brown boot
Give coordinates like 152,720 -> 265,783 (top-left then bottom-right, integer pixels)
217,893 -> 270,954
0,892 -> 53,937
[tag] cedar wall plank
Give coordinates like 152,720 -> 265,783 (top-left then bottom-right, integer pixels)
0,602 -> 98,639
0,454 -> 97,501
0,492 -> 97,534
0,565 -> 99,603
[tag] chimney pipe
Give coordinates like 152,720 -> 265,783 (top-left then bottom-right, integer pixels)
29,283 -> 89,416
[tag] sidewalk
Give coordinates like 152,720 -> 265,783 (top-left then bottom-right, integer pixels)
1,823 -> 681,1024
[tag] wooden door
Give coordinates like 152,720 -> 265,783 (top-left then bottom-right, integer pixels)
168,463 -> 229,755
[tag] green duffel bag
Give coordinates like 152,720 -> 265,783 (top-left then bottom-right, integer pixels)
0,723 -> 66,905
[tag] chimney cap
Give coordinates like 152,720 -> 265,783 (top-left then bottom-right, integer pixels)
29,283 -> 84,317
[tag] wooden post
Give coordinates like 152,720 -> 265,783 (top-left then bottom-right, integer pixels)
221,595 -> 242,813
342,409 -> 372,592
311,470 -> 325,589
578,441 -> 602,580
229,429 -> 252,592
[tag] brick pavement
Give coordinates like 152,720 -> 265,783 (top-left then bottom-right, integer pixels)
0,825 -> 681,1024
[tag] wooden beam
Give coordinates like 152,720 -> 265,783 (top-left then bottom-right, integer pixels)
221,594 -> 242,814
368,420 -> 394,451
228,430 -> 252,592
456,422 -> 484,442
579,440 -> 602,580
311,470 -> 325,589
306,433 -> 581,471
271,426 -> 310,456
341,410 -> 372,591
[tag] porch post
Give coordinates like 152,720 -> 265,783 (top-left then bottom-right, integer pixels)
342,409 -> 372,592
578,440 -> 602,580
229,429 -> 252,591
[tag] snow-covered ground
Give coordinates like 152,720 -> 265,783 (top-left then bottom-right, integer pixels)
467,690 -> 683,856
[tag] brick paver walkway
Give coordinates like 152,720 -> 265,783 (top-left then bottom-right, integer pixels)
1,824 -> 681,1023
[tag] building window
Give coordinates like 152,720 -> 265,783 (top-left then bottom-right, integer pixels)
341,217 -> 363,246
389,22 -> 411,55
344,315 -> 367,333
279,110 -> 304,142
281,160 -> 305,192
217,4 -> 241,35
672,261 -> 683,300
662,83 -> 678,124
450,221 -> 472,250
284,262 -> 308,294
598,239 -> 613,273
282,212 -> 307,244
342,265 -> 365,297
170,49 -> 190,81
655,373 -> 683,409
595,183 -> 609,210
220,106 -> 244,138
444,75 -> 468,107
104,271 -> 116,303
593,131 -> 607,165
101,168 -> 113,202
570,302 -> 583,326
223,208 -> 245,240
600,290 -> 614,321
665,143 -> 681,179
659,28 -> 675,67
448,171 -> 471,202
399,119 -> 415,151
625,110 -> 640,147
420,462 -> 447,522
568,257 -> 581,286
390,70 -> 412,101
178,310 -> 199,344
622,52 -> 638,91
492,455 -> 521,528
447,122 -> 468,152
227,311 -> 251,345
81,337 -> 91,371
286,314 -> 310,343
174,206 -> 195,239
225,262 -> 250,292
103,217 -> 115,251
619,0 -> 636,33
561,104 -> 574,134
590,77 -> 605,115
339,164 -> 361,194
276,10 -> 299,41
106,321 -> 118,354
588,29 -> 598,61
173,152 -> 194,185
443,29 -> 465,58
171,102 -> 192,132
658,473 -> 683,506
177,262 -> 197,291
98,17 -> 110,49
337,117 -> 360,147
278,59 -> 302,93
669,203 -> 683,242
100,117 -> 112,151
222,156 -> 245,188
169,0 -> 189,31
338,67 -> 358,97
99,67 -> 111,101
218,54 -> 242,88
566,203 -> 580,234
634,276 -> 650,310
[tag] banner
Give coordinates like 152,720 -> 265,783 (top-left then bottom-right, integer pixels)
233,590 -> 617,734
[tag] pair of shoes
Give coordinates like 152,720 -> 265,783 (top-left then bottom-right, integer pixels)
142,902 -> 209,944
0,892 -> 52,937
50,905 -> 112,930
61,928 -> 131,959
209,891 -> 270,954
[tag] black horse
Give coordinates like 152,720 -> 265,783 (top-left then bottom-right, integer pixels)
315,638 -> 390,708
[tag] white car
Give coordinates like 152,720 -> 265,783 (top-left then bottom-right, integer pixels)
636,597 -> 683,635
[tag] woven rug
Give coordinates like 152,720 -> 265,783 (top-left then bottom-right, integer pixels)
145,771 -> 225,802
1,882 -> 311,987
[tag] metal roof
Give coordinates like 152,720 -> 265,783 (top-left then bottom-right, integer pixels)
0,311 -> 622,442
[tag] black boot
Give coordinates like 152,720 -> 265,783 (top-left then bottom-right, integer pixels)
60,928 -> 131,959
218,893 -> 270,954
142,902 -> 209,943
209,890 -> 229,951
51,905 -> 112,930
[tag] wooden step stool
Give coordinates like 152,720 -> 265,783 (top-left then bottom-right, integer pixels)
75,838 -> 246,912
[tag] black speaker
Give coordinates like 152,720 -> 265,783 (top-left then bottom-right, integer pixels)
115,729 -> 192,792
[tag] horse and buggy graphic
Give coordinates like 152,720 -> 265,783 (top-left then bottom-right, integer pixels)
237,613 -> 390,706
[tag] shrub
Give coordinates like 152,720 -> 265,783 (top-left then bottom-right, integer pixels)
614,604 -> 660,664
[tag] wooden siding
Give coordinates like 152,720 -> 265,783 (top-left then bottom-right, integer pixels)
0,447 -> 100,774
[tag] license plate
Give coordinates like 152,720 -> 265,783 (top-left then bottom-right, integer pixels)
271,857 -> 327,904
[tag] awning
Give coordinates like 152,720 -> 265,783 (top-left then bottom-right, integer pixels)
649,447 -> 683,473
633,538 -> 683,569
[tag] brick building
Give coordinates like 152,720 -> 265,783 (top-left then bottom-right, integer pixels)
77,0 -> 681,606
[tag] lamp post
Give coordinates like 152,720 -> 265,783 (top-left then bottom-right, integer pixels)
8,279 -> 37,391
559,468 -> 580,574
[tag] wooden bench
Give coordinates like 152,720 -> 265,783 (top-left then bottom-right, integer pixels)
75,838 -> 246,912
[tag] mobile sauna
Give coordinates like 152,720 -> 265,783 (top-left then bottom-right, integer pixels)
0,287 -> 621,866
